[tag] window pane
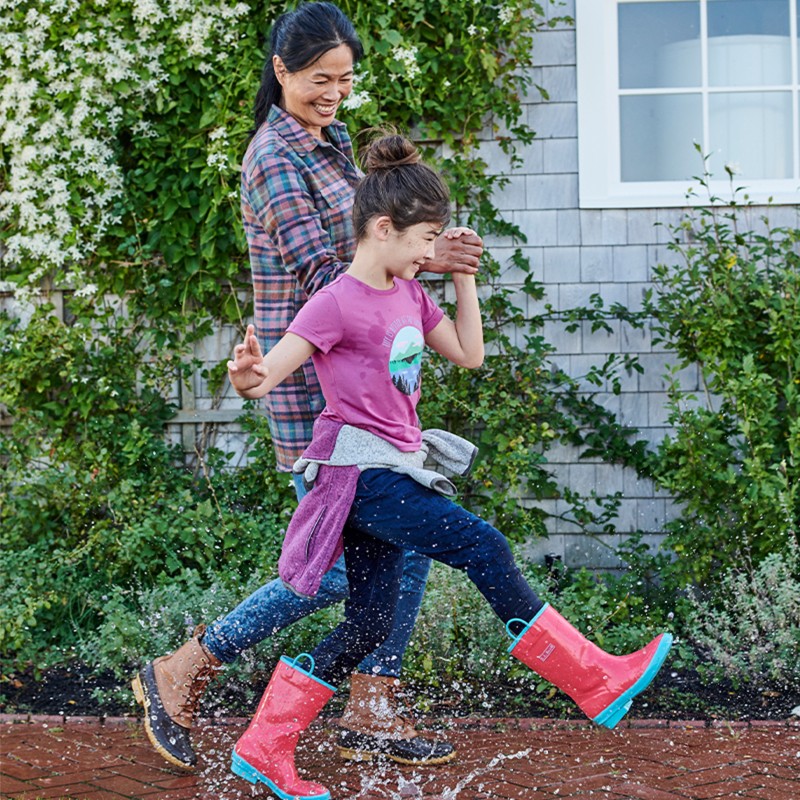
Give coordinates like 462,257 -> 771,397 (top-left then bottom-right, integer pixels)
709,91 -> 793,178
708,0 -> 789,37
708,0 -> 791,85
620,93 -> 703,181
619,1 -> 700,89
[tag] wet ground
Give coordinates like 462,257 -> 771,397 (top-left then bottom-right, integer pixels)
2,714 -> 799,799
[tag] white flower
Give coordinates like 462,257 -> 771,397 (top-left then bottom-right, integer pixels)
498,5 -> 514,24
206,152 -> 228,171
13,284 -> 40,305
132,0 -> 165,25
391,44 -> 421,79
131,120 -> 157,138
467,25 -> 478,36
341,89 -> 371,111
18,145 -> 37,164
208,126 -> 228,141
73,283 -> 99,298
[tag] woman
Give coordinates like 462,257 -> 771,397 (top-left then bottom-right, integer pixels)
132,1 -> 481,771
227,134 -> 673,800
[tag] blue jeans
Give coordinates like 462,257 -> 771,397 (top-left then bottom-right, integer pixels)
309,470 -> 545,687
202,473 -> 431,677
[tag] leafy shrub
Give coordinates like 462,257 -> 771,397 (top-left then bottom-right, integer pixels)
0,301 -> 295,671
643,170 -> 800,587
688,537 -> 800,690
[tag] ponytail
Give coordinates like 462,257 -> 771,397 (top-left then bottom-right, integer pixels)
252,19 -> 286,132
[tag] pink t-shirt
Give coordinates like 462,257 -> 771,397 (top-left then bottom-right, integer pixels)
287,274 -> 444,450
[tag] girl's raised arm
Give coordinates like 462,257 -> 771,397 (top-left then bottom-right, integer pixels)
228,324 -> 316,399
424,273 -> 484,369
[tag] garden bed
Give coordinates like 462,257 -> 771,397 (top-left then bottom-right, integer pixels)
3,661 -> 798,724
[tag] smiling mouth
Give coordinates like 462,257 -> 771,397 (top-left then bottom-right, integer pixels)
312,102 -> 337,116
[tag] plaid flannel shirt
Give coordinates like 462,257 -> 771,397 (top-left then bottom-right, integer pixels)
241,105 -> 361,470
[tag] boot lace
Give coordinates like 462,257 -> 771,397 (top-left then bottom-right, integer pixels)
177,658 -> 219,718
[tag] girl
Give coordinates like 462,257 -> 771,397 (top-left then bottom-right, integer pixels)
226,134 -> 673,800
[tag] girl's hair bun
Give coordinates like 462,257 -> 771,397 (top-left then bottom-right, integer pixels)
352,130 -> 451,240
361,134 -> 421,172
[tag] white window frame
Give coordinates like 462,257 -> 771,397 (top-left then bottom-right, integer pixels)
576,0 -> 800,207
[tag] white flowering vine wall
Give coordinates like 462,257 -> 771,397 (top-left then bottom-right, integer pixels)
1,0 -> 565,324
0,0 -> 249,298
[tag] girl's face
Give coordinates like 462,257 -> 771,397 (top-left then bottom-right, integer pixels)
275,44 -> 354,139
388,221 -> 443,281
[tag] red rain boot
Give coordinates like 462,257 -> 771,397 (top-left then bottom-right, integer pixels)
231,653 -> 335,800
507,603 -> 672,729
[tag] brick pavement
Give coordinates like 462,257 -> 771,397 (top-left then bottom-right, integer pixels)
2,715 -> 799,800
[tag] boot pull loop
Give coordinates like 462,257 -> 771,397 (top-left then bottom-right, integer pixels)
505,618 -> 527,639
288,652 -> 317,675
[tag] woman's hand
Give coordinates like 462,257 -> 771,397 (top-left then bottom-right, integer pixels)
422,227 -> 483,275
228,324 -> 271,398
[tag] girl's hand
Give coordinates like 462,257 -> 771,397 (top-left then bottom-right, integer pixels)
228,324 -> 271,398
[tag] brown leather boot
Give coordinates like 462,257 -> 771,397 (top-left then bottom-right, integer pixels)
336,672 -> 455,765
131,625 -> 222,770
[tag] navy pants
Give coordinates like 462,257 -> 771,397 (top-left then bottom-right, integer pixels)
202,474 -> 430,677
311,469 -> 545,686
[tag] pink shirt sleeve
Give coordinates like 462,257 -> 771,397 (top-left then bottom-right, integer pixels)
415,282 -> 445,334
286,289 -> 343,354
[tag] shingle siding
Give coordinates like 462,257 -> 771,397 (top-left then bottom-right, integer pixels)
479,15 -> 687,567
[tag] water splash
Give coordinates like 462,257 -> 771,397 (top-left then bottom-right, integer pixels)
348,747 -> 532,799
438,748 -> 531,800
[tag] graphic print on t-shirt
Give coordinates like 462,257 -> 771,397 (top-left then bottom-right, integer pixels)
388,325 -> 423,395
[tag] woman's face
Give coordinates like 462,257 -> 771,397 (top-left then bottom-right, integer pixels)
274,44 -> 354,139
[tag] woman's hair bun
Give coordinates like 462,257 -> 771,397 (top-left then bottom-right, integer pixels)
361,134 -> 421,172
